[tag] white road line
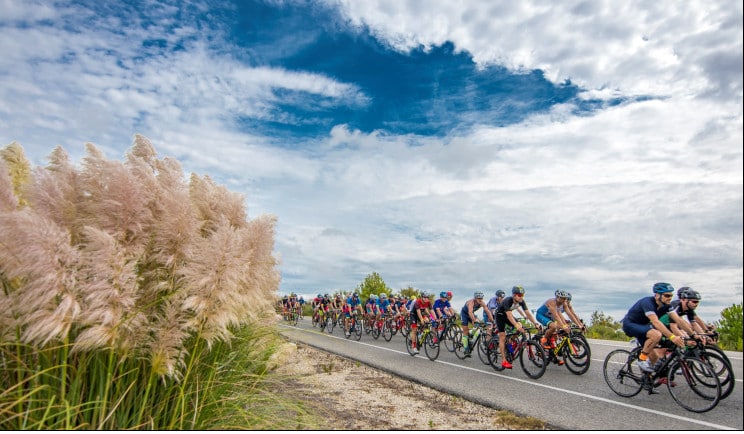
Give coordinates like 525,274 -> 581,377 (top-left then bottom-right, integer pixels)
282,325 -> 739,431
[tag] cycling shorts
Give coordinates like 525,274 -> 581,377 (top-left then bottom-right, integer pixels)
460,310 -> 477,327
536,311 -> 553,327
621,319 -> 653,345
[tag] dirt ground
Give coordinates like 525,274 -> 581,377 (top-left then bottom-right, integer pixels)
271,341 -> 550,430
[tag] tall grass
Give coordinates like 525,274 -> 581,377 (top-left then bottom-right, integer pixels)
0,136 -> 309,429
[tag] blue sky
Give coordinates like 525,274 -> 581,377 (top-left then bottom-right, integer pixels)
1,0 -> 742,322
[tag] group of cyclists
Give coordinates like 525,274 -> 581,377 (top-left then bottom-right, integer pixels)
280,282 -> 717,372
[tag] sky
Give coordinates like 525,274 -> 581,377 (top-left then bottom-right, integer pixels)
0,0 -> 742,323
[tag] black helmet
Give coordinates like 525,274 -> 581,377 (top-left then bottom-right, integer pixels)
512,286 -> 525,295
677,286 -> 690,298
680,289 -> 701,300
495,290 -> 505,298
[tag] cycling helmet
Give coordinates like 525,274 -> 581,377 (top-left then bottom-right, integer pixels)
380,293 -> 388,300
512,286 -> 525,295
652,282 -> 674,294
681,289 -> 701,300
317,293 -> 322,298
474,291 -> 484,299
446,291 -> 453,298
677,286 -> 690,298
495,290 -> 505,298
565,292 -> 572,301
440,291 -> 448,298
555,289 -> 568,298
371,294 -> 378,300
352,292 -> 358,297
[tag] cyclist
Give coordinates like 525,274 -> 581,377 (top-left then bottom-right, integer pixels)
620,282 -> 684,373
287,293 -> 300,319
660,288 -> 708,344
460,291 -> 494,358
344,292 -> 363,331
378,293 -> 393,319
495,286 -> 541,369
484,290 -> 505,322
408,292 -> 433,354
433,291 -> 455,320
536,290 -> 584,349
364,294 -> 379,325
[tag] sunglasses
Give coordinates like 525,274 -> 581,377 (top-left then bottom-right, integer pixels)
661,293 -> 673,299
687,300 -> 699,304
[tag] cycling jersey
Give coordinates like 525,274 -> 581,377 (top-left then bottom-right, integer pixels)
659,299 -> 696,326
347,296 -> 361,308
495,296 -> 528,332
536,300 -> 565,326
432,299 -> 451,316
621,296 -> 672,344
378,299 -> 391,312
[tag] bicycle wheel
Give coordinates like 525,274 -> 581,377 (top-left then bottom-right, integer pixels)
668,357 -> 721,413
477,335 -> 492,366
354,320 -> 362,340
698,351 -> 734,400
289,311 -> 298,326
383,320 -> 393,342
603,349 -> 643,397
453,330 -> 468,360
704,344 -> 732,370
424,331 -> 440,361
519,339 -> 547,379
405,331 -> 420,356
487,335 -> 505,371
564,335 -> 591,375
445,324 -> 460,353
325,316 -> 334,333
371,321 -> 381,339
344,320 -> 352,338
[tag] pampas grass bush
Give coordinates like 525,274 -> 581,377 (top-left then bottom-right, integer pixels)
0,136 -> 312,429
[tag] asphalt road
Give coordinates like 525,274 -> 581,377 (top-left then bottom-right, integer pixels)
279,319 -> 743,431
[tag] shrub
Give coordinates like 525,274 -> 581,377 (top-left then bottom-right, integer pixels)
0,136 -> 283,429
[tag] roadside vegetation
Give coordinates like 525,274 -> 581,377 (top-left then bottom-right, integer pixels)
0,138 -> 318,430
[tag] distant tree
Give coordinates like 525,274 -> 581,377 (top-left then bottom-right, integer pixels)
398,285 -> 421,299
715,303 -> 743,351
586,310 -> 625,340
355,272 -> 391,300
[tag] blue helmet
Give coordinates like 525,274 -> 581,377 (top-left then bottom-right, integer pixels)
440,291 -> 448,298
652,282 -> 674,294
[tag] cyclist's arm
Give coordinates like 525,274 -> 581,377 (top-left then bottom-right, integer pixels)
564,304 -> 584,329
667,311 -> 695,336
648,313 -> 683,347
547,301 -> 569,329
480,300 -> 494,322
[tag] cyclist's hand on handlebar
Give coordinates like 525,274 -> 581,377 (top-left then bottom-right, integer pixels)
671,335 -> 684,348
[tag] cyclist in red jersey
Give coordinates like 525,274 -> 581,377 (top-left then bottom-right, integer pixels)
408,292 -> 433,354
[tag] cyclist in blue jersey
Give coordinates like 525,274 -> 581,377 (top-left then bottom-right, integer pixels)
432,291 -> 455,320
536,290 -> 584,349
344,292 -> 363,331
460,291 -> 494,357
621,282 -> 684,373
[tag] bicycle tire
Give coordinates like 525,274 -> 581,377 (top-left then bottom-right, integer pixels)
519,339 -> 547,379
325,316 -> 334,333
564,335 -> 591,375
487,335 -> 505,371
424,331 -> 440,361
354,320 -> 362,340
405,331 -> 420,356
443,325 -> 457,352
383,320 -> 393,342
668,357 -> 721,413
603,349 -> 642,397
698,351 -> 734,400
453,330 -> 468,360
703,344 -> 732,369
477,335 -> 492,366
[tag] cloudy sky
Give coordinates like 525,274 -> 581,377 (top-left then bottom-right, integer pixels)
1,0 -> 742,322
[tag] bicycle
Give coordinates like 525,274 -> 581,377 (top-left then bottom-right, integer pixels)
382,314 -> 395,342
535,326 -> 591,375
603,337 -> 721,413
488,327 -> 547,379
453,321 -> 495,365
434,315 -> 460,353
344,312 -> 363,341
406,320 -> 440,361
285,307 -> 299,326
324,309 -> 336,333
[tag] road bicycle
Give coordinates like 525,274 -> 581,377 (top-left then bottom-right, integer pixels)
344,312 -> 363,341
603,337 -> 721,413
284,307 -> 299,326
324,309 -> 339,333
434,315 -> 460,353
453,321 -> 495,366
371,314 -> 385,340
534,326 -> 591,375
382,314 -> 395,342
405,320 -> 440,361
488,327 -> 547,379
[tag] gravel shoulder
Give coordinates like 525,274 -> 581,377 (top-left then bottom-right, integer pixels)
271,341 -> 550,430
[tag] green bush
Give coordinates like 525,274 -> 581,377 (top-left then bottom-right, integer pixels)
716,303 -> 743,352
